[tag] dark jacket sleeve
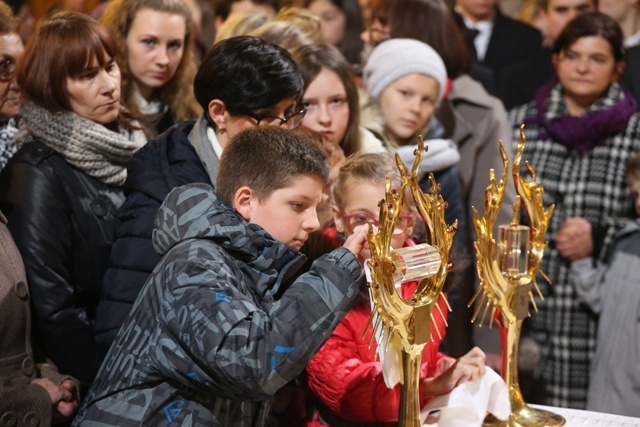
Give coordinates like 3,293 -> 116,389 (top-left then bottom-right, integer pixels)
0,151 -> 102,384
423,167 -> 470,304
152,247 -> 363,401
95,133 -> 210,353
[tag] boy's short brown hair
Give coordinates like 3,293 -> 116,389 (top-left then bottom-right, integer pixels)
216,126 -> 329,206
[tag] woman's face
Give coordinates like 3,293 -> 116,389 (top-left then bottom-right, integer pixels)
0,32 -> 24,122
309,0 -> 346,46
125,8 -> 186,100
302,68 -> 350,147
215,97 -> 299,147
66,56 -> 121,124
378,73 -> 439,144
554,35 -> 623,109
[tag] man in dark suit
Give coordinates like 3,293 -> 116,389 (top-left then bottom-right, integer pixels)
455,0 -> 542,96
621,44 -> 640,109
499,0 -> 596,110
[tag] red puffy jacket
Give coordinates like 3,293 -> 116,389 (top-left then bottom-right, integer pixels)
306,230 -> 451,425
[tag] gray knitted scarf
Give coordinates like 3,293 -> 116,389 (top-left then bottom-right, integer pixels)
18,102 -> 146,186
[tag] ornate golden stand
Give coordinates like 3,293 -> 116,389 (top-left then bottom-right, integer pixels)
471,126 -> 565,427
365,137 -> 456,427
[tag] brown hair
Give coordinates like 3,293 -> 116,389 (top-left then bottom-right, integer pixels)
369,0 -> 471,78
293,43 -> 361,156
17,12 -> 117,112
553,12 -> 625,62
100,0 -> 201,127
0,1 -> 19,34
216,126 -> 329,206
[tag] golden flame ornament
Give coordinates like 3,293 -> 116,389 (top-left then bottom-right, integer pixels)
364,136 -> 457,427
470,125 -> 565,426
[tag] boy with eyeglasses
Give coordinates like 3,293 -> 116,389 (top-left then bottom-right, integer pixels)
73,126 -> 368,426
95,36 -> 307,355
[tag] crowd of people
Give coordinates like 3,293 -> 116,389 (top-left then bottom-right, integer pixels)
1,0 -> 640,425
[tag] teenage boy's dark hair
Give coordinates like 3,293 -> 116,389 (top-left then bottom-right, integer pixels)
216,127 -> 329,206
194,36 -> 304,126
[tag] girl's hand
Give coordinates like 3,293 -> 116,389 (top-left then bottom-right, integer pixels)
422,347 -> 486,397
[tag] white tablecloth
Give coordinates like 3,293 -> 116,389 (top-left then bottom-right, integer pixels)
530,405 -> 640,426
424,405 -> 640,426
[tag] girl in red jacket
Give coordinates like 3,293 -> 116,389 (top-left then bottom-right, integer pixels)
306,152 -> 486,426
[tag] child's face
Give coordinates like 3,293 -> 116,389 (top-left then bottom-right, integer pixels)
333,180 -> 414,252
378,73 -> 439,143
629,178 -> 640,216
246,175 -> 324,250
302,68 -> 350,147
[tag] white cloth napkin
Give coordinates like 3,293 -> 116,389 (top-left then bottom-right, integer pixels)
365,262 -> 404,389
420,367 -> 511,426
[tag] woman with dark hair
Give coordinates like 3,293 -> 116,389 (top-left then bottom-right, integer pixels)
294,42 -> 383,157
304,0 -> 364,70
96,35 -> 306,354
509,12 -> 640,409
100,0 -> 202,137
0,12 -> 146,391
363,0 -> 516,361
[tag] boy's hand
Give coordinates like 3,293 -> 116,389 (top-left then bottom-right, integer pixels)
342,225 -> 372,259
422,347 -> 486,397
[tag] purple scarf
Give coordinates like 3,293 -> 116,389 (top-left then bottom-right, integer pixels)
523,81 -> 637,152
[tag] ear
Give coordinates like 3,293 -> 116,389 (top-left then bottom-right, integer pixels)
614,61 -> 625,81
213,15 -> 224,31
332,205 -> 345,233
551,53 -> 559,72
233,186 -> 254,221
208,99 -> 228,131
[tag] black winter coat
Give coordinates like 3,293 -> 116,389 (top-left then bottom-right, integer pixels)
95,119 -> 211,353
0,141 -> 124,389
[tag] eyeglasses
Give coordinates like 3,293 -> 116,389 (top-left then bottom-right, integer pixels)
247,108 -> 307,130
0,55 -> 17,82
340,210 -> 413,235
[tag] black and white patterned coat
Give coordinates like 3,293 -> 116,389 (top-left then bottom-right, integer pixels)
509,82 -> 640,408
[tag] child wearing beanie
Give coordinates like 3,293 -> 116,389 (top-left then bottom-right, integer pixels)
361,38 -> 460,178
361,38 -> 471,353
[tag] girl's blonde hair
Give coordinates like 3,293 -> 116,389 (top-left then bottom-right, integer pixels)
213,10 -> 272,44
333,152 -> 402,209
250,20 -> 314,52
100,0 -> 201,132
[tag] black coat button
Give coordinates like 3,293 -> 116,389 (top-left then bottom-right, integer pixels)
0,412 -> 17,426
21,357 -> 34,376
23,412 -> 39,427
13,281 -> 28,299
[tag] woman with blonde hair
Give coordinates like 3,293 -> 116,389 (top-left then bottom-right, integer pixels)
213,10 -> 272,44
100,0 -> 201,136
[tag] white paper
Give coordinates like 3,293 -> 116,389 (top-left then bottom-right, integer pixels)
420,367 -> 511,427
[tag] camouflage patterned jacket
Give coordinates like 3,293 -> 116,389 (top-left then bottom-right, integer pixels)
72,183 -> 363,426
